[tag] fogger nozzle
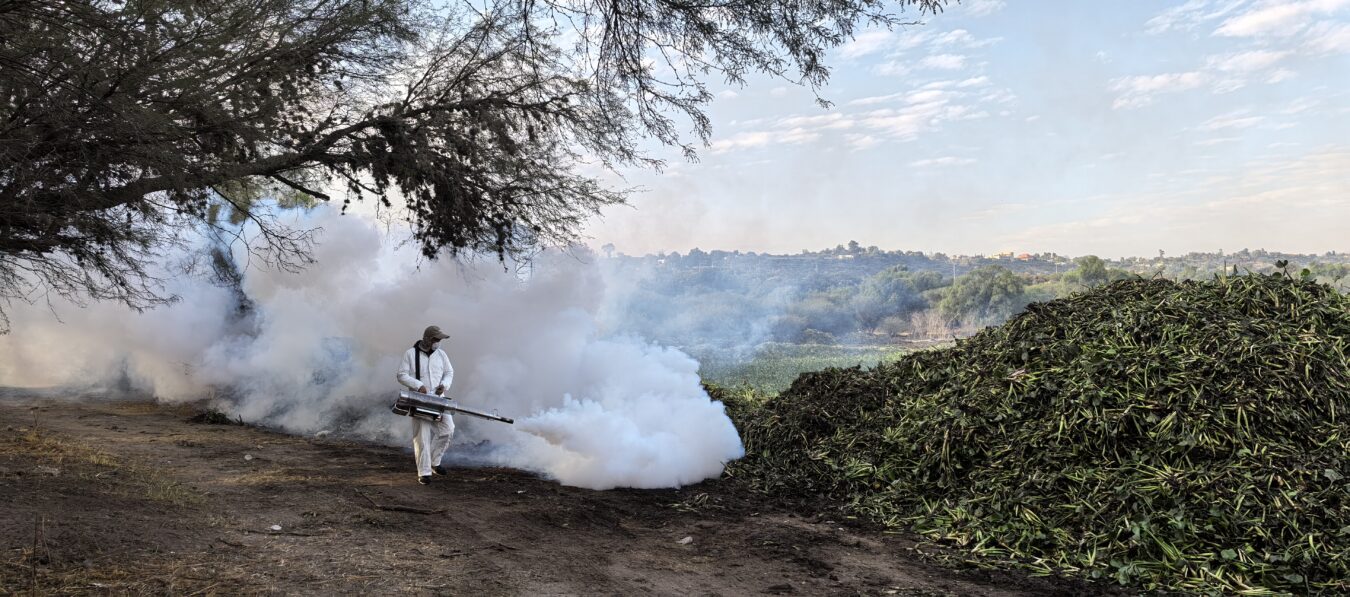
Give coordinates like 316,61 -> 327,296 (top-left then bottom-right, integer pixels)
393,390 -> 515,424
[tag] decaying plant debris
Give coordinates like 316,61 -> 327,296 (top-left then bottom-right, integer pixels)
726,274 -> 1350,595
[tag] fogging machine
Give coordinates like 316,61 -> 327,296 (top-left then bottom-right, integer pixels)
392,390 -> 514,425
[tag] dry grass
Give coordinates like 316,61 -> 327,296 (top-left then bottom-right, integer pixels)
6,426 -> 203,507
15,427 -> 120,468
1,425 -> 225,594
0,555 -> 240,595
216,467 -> 324,487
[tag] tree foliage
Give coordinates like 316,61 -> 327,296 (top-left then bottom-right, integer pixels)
1074,255 -> 1108,287
0,0 -> 946,330
938,264 -> 1026,326
1061,255 -> 1131,289
851,265 -> 943,332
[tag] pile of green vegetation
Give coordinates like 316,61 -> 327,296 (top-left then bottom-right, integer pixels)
725,275 -> 1349,595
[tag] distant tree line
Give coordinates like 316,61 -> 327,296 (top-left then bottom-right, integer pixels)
604,248 -> 1350,347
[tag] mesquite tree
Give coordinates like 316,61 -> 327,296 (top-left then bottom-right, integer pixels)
0,0 -> 944,330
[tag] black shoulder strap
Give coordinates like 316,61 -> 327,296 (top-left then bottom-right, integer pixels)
412,342 -> 421,382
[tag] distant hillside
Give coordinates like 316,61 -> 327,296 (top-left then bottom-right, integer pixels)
601,246 -> 1350,349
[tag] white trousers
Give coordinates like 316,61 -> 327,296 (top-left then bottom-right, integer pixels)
411,415 -> 455,477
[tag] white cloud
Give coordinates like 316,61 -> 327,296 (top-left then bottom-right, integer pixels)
840,30 -> 897,59
776,127 -> 820,144
708,131 -> 772,153
1145,0 -> 1249,34
1199,110 -> 1266,130
920,54 -> 967,70
1304,21 -> 1350,52
932,29 -> 1003,48
907,88 -> 949,104
708,128 -> 822,153
858,25 -> 999,78
892,30 -> 938,52
860,109 -> 931,141
848,91 -> 907,106
979,88 -> 1017,104
1204,49 -> 1290,72
874,60 -> 912,77
769,87 -> 788,97
909,156 -> 978,168
1215,4 -> 1309,36
859,100 -> 973,141
719,56 -> 1015,153
1265,68 -> 1297,83
717,90 -> 739,100
964,0 -> 1006,17
851,84 -> 1006,140
1213,0 -> 1350,38
776,113 -> 855,130
845,134 -> 882,151
842,25 -> 1000,66
703,109 -> 860,152
848,29 -> 937,67
1279,97 -> 1320,113
1131,1 -> 1348,108
1111,72 -> 1208,95
1109,72 -> 1207,109
851,86 -> 967,107
932,29 -> 975,46
1211,77 -> 1248,94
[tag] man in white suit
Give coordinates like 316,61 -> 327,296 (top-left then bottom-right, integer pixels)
396,325 -> 455,485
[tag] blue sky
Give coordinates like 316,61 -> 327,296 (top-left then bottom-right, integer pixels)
583,0 -> 1350,258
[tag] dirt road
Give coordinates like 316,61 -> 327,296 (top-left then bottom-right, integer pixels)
1,396 -> 1111,596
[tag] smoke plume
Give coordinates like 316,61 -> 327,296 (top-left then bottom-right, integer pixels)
0,207 -> 744,490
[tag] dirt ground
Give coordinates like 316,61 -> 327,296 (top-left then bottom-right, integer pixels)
0,394 -> 1121,596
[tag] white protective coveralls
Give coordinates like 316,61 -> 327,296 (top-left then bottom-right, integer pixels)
396,345 -> 456,477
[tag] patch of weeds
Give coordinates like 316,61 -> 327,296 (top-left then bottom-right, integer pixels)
9,426 -> 203,507
187,409 -> 243,425
670,492 -> 711,514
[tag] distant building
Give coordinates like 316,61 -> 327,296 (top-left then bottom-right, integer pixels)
1016,253 -> 1033,261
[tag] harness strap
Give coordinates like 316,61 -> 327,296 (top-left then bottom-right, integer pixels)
413,341 -> 422,382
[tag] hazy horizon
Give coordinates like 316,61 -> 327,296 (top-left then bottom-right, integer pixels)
596,242 -> 1346,260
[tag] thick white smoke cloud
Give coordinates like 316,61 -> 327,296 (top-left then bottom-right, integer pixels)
0,206 -> 744,490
